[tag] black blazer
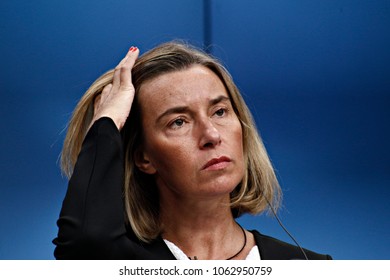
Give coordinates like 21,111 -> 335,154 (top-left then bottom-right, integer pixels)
53,118 -> 331,260
105,230 -> 331,260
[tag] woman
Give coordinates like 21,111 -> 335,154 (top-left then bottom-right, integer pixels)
54,41 -> 331,260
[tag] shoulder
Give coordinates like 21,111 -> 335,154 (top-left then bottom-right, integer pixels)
251,230 -> 332,260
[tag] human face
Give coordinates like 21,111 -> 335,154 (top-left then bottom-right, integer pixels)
136,65 -> 245,201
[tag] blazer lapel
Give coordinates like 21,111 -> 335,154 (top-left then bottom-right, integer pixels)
143,236 -> 176,260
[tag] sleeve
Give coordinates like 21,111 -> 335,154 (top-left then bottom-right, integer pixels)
53,117 -> 140,259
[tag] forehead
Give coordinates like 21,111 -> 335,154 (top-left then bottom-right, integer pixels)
138,65 -> 228,110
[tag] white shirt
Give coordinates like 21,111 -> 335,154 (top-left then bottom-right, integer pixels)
164,239 -> 261,260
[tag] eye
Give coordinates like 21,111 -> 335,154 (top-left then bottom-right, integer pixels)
169,118 -> 185,129
214,108 -> 227,117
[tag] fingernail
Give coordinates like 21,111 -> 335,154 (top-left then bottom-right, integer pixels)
129,46 -> 134,52
131,46 -> 138,52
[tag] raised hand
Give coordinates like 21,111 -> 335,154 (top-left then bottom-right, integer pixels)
91,46 -> 139,131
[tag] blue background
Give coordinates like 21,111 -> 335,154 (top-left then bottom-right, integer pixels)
0,0 -> 389,259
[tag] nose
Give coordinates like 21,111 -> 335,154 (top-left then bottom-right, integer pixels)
198,119 -> 221,149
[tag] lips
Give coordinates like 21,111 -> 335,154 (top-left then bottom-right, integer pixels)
202,156 -> 232,170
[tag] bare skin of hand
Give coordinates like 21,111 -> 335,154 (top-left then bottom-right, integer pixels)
91,46 -> 140,131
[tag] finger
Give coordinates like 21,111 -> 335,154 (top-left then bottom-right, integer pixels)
100,83 -> 112,104
111,47 -> 136,91
119,47 -> 139,91
112,56 -> 128,91
93,83 -> 112,113
93,94 -> 101,113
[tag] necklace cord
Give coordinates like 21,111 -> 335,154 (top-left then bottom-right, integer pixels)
226,223 -> 247,260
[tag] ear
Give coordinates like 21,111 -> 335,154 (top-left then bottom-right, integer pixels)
134,147 -> 157,175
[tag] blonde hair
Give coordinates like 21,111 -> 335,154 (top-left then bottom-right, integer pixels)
61,41 -> 281,242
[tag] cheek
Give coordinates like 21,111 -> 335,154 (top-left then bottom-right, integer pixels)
233,122 -> 245,173
144,131 -> 193,173
232,120 -> 244,153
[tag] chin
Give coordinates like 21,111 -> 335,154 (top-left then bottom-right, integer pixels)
202,177 -> 241,196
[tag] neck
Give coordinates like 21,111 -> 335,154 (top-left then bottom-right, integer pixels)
159,193 -> 246,260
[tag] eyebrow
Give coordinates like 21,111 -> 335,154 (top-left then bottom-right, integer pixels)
210,95 -> 230,106
156,95 -> 231,124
